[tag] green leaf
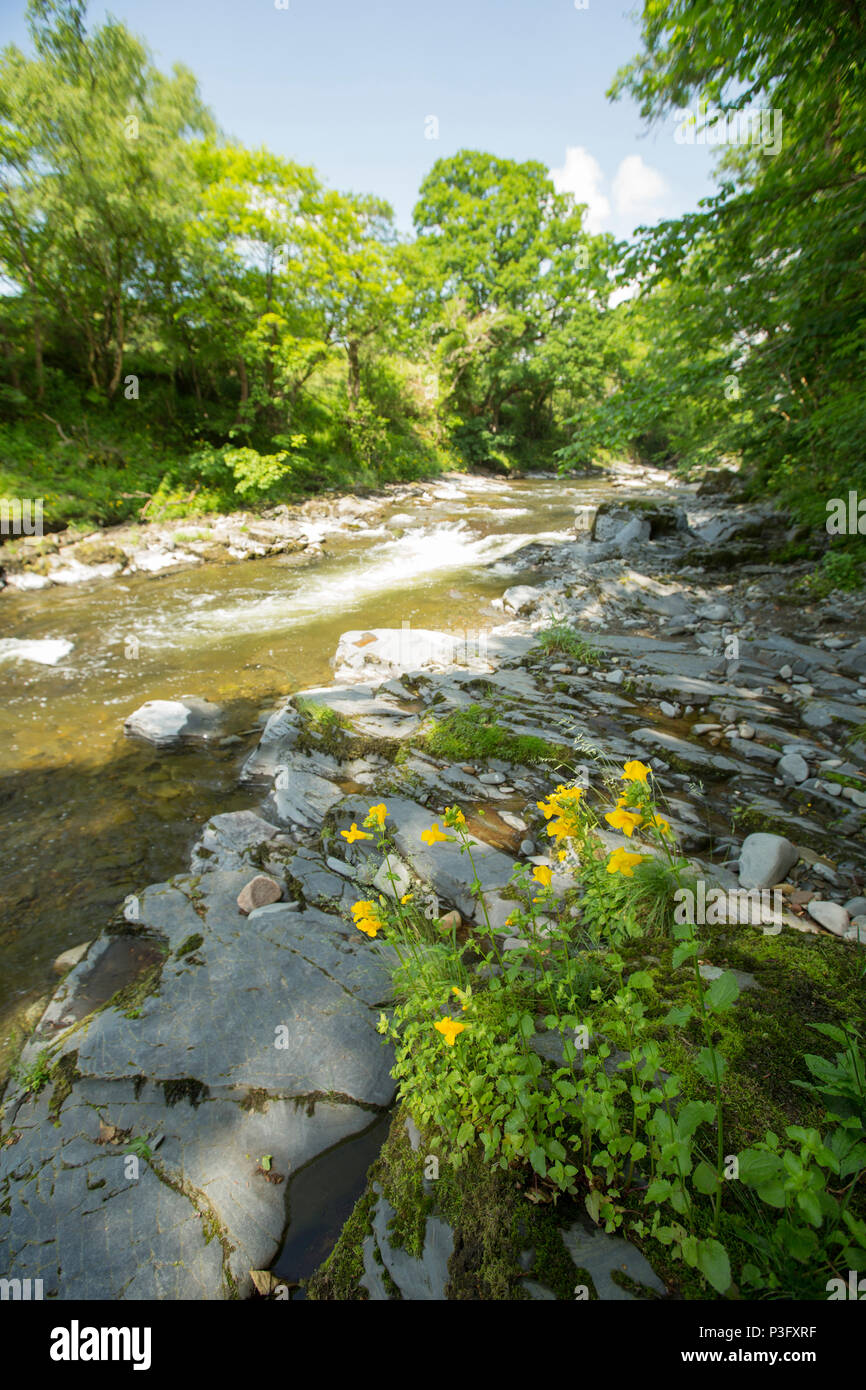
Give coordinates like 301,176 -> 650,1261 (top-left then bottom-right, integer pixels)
705,970 -> 740,1014
672,942 -> 698,969
693,1161 -> 720,1196
529,1146 -> 547,1178
738,1148 -> 784,1187
696,1238 -> 731,1293
695,1047 -> 726,1086
677,1100 -> 716,1139
626,970 -> 654,991
663,1003 -> 693,1027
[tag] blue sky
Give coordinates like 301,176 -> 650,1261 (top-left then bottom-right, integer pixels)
0,0 -> 719,238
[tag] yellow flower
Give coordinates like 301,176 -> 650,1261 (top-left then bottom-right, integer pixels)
434,1017 -> 466,1046
351,900 -> 382,937
400,893 -> 412,904
650,813 -> 671,836
546,817 -> 571,841
421,822 -> 450,846
555,785 -> 584,804
606,847 -> 648,878
622,760 -> 651,784
605,806 -> 643,837
341,822 -> 372,843
537,797 -> 556,820
451,985 -> 469,1011
444,805 -> 466,827
366,803 -> 388,830
532,865 -> 552,887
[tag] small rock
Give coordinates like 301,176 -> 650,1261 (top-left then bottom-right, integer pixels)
845,917 -> 866,944
738,833 -> 799,889
843,897 -> 866,918
779,664 -> 793,680
52,941 -> 92,975
841,786 -> 866,808
237,875 -> 283,915
250,1270 -> 282,1297
806,900 -> 850,937
439,910 -> 462,933
520,838 -> 536,856
737,722 -> 756,739
605,668 -> 626,686
777,753 -> 809,783
479,771 -> 506,785
659,701 -> 680,718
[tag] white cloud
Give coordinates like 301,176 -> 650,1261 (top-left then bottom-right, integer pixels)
611,154 -> 668,224
549,146 -> 610,234
550,148 -> 669,236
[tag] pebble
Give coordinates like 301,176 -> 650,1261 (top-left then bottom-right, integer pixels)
659,701 -> 679,718
737,723 -> 756,739
520,838 -> 536,856
237,875 -> 283,915
806,900 -> 850,936
779,664 -> 793,680
777,753 -> 809,783
52,941 -> 92,975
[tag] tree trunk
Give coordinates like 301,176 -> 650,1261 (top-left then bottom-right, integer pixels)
347,340 -> 361,411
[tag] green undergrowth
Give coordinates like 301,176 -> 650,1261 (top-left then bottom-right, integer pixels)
312,777 -> 866,1300
421,704 -> 567,768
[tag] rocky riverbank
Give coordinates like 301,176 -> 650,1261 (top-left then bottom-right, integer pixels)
1,470 -> 864,1300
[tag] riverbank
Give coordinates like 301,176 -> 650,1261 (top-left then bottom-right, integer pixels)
1,471 -> 864,1300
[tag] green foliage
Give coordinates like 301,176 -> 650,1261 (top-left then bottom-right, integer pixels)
535,624 -> 601,666
352,771 -> 866,1299
574,0 -> 866,513
800,549 -> 864,597
423,705 -> 562,767
14,1047 -> 52,1096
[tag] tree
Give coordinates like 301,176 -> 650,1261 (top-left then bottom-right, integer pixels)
412,150 -> 615,465
0,0 -> 212,400
603,0 -> 866,511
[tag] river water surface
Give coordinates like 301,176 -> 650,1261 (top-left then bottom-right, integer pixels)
0,475 -> 607,1060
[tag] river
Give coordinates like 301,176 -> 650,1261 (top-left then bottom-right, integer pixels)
0,474 -> 607,1066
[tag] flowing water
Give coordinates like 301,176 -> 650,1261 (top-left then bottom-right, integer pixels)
0,475 -> 605,1060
